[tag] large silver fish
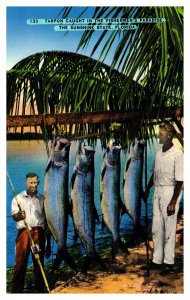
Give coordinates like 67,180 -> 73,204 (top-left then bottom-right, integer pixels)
123,138 -> 145,229
44,137 -> 74,270
100,139 -> 128,257
71,144 -> 104,272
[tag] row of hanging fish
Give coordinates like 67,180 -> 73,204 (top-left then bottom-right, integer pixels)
44,136 -> 145,272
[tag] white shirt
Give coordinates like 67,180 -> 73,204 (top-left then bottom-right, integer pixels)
11,191 -> 46,230
153,145 -> 183,186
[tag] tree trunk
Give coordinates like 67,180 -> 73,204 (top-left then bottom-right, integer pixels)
7,106 -> 183,127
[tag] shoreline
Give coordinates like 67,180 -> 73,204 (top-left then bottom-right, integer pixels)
51,239 -> 183,294
7,218 -> 183,294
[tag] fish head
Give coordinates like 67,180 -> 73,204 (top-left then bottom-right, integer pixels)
130,138 -> 145,159
106,139 -> 121,164
82,145 -> 95,160
76,154 -> 91,173
52,137 -> 71,163
76,145 -> 95,173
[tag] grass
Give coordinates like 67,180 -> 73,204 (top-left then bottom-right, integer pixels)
7,227 -> 183,294
6,232 -> 139,293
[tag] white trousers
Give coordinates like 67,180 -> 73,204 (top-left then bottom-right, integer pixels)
152,186 -> 180,265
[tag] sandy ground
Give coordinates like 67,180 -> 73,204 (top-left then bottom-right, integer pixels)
50,222 -> 183,294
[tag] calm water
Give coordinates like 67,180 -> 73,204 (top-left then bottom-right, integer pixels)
7,139 -> 158,267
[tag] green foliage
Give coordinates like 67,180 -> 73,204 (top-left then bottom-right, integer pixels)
7,6 -> 183,144
62,6 -> 183,108
7,51 -> 145,116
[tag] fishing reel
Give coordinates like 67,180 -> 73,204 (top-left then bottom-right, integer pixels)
31,243 -> 41,255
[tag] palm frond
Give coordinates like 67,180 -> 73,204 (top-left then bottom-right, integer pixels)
62,6 -> 183,109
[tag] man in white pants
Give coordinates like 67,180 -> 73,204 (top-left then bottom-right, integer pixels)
144,122 -> 183,275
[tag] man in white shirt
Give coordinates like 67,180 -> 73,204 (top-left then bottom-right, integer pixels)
11,172 -> 50,293
144,122 -> 183,275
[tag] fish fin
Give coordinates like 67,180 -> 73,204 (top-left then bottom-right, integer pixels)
93,203 -> 100,223
68,199 -> 73,219
122,205 -> 133,221
125,157 -> 131,173
140,188 -> 146,203
45,226 -> 52,259
101,217 -> 107,232
45,160 -> 52,173
118,197 -> 127,216
100,192 -> 102,202
123,179 -> 125,188
71,171 -> 77,189
73,228 -> 79,242
101,165 -> 106,181
69,200 -> 78,241
126,210 -> 134,220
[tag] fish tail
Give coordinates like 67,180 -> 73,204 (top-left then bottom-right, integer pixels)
111,239 -> 130,259
81,252 -> 108,274
52,249 -> 77,272
133,223 -> 142,234
132,224 -> 146,243
73,228 -> 79,242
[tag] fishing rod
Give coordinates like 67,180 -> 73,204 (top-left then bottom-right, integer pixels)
6,171 -> 50,293
144,137 -> 150,277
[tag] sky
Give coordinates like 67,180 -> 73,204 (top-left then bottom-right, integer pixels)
7,6 -> 121,70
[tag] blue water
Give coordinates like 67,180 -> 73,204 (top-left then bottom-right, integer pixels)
7,139 -> 158,267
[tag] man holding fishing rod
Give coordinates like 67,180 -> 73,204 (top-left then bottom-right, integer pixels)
11,172 -> 51,293
143,122 -> 183,275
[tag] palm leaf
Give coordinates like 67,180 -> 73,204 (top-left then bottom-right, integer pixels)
62,6 -> 183,110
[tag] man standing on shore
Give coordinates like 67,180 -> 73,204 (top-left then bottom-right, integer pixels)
144,122 -> 183,275
11,172 -> 51,293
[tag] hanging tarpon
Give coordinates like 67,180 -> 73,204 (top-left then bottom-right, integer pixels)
71,143 -> 105,272
44,137 -> 75,271
123,138 -> 145,230
100,139 -> 129,258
